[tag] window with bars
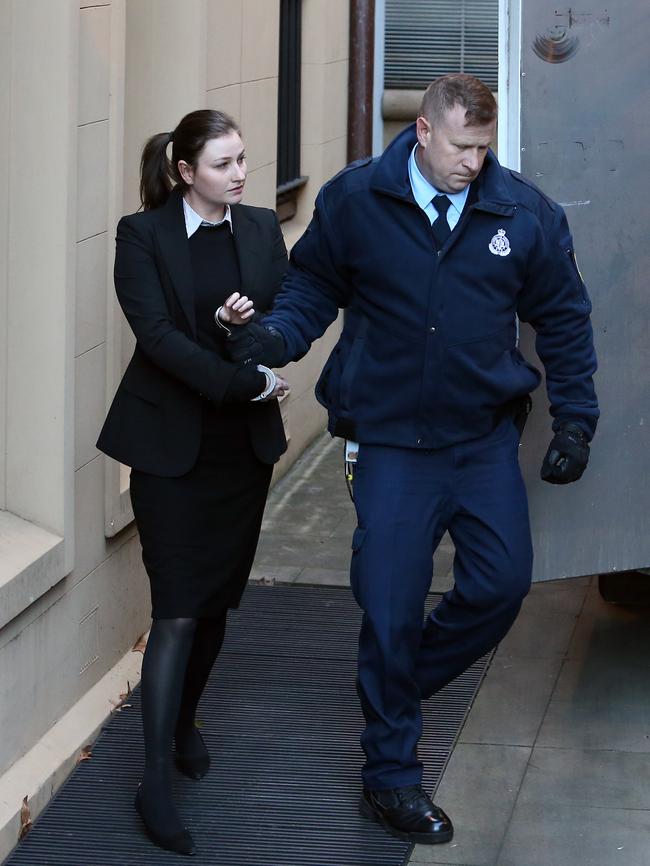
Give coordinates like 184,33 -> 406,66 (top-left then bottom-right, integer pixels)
276,0 -> 307,221
385,0 -> 498,91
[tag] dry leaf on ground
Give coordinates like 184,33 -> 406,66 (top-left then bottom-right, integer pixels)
119,681 -> 132,702
19,796 -> 32,841
110,680 -> 134,712
77,745 -> 92,763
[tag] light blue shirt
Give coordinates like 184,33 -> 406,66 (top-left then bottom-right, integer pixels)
408,145 -> 469,230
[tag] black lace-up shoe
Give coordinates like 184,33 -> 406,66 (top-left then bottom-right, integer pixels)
360,785 -> 453,844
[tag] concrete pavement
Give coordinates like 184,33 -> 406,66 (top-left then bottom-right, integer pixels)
253,432 -> 650,866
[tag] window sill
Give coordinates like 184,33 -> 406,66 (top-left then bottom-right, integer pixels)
104,463 -> 134,539
382,88 -> 424,121
276,176 -> 309,223
0,511 -> 65,630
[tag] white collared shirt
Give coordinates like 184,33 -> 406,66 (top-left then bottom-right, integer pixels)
408,145 -> 469,231
182,198 -> 233,238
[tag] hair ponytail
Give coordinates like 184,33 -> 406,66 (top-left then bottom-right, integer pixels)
139,132 -> 174,210
138,110 -> 241,211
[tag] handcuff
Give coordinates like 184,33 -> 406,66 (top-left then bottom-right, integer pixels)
214,305 -> 232,336
251,365 -> 277,401
214,307 -> 275,401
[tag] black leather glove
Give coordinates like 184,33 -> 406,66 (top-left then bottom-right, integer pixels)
540,422 -> 590,484
226,322 -> 285,368
222,366 -> 267,403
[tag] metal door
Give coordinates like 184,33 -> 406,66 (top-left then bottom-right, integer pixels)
516,2 -> 649,580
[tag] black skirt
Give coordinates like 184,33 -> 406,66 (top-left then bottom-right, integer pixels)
130,404 -> 272,619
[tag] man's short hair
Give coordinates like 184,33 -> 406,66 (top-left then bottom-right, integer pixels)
419,73 -> 497,127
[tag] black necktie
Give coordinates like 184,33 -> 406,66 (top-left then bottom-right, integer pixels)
431,194 -> 452,249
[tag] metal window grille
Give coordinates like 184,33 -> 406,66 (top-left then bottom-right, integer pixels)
277,0 -> 303,190
385,0 -> 499,91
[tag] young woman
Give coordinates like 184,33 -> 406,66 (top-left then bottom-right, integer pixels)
97,110 -> 289,856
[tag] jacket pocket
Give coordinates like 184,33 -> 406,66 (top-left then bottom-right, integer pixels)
339,316 -> 368,411
316,342 -> 341,406
445,326 -> 513,349
339,336 -> 365,411
120,360 -> 163,405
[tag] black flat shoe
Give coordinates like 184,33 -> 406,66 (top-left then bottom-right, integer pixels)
175,729 -> 210,780
134,787 -> 197,856
360,785 -> 453,844
175,749 -> 210,780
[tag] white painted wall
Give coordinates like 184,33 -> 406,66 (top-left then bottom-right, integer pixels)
0,2 -> 351,854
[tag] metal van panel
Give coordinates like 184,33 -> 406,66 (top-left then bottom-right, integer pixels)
517,1 -> 649,580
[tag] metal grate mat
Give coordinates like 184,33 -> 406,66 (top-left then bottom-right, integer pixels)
3,584 -> 491,866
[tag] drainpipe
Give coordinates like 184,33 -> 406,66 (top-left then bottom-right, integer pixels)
347,0 -> 375,162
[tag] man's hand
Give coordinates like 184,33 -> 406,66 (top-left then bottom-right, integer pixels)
226,322 -> 285,368
540,423 -> 590,484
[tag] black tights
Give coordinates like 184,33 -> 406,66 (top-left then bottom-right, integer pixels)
175,616 -> 228,752
139,613 -> 227,834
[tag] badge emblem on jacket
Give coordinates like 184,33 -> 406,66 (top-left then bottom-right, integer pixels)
489,228 -> 511,257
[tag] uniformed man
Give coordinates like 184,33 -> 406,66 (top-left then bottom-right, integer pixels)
228,73 -> 598,844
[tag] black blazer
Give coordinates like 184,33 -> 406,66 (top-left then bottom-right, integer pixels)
97,189 -> 288,475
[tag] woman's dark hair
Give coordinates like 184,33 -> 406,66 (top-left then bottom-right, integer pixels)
139,109 -> 241,210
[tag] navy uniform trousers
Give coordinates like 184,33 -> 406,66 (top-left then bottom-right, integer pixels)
350,417 -> 533,790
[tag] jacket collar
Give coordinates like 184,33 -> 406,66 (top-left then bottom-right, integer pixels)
154,189 -> 261,337
370,123 -> 517,217
230,203 -> 261,299
156,188 -> 196,335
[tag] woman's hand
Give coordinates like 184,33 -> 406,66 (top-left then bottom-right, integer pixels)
218,292 -> 255,326
261,375 -> 289,402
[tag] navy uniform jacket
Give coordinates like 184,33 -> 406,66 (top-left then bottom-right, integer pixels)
264,124 -> 599,449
